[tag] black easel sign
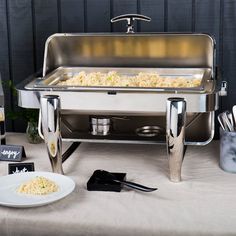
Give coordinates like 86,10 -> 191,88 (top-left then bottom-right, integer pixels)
8,162 -> 35,174
0,145 -> 26,162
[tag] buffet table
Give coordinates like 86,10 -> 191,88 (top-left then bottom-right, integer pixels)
0,133 -> 236,236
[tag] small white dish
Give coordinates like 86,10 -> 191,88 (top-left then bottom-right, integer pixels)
0,171 -> 75,208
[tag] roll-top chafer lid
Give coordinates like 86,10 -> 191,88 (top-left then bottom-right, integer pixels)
43,33 -> 215,77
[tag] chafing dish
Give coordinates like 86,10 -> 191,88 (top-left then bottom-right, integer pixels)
16,14 -> 225,182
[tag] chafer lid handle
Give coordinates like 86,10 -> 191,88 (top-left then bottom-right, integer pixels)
111,14 -> 151,33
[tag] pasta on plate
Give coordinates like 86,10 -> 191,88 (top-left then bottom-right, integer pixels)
17,176 -> 59,195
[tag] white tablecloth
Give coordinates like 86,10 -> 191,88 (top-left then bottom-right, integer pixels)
0,133 -> 236,236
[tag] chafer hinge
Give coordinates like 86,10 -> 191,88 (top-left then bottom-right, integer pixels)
219,81 -> 227,96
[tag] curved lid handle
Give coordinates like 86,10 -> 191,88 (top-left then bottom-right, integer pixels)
111,14 -> 151,33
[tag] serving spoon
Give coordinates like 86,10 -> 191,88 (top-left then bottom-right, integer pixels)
226,111 -> 235,130
232,105 -> 236,129
96,170 -> 158,192
218,112 -> 234,131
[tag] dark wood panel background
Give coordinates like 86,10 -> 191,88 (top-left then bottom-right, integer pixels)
0,0 -> 232,133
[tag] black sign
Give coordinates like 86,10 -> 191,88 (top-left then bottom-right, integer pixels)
8,162 -> 35,174
0,145 -> 26,162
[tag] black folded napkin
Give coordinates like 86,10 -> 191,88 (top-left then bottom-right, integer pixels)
87,170 -> 126,192
87,170 -> 158,192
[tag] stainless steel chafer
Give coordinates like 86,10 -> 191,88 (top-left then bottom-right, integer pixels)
17,14 -> 226,182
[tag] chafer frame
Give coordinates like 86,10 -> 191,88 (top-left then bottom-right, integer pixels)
16,32 -> 220,182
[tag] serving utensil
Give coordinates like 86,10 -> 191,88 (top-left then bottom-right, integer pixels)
218,111 -> 235,132
232,105 -> 236,127
218,113 -> 227,131
96,170 -> 158,192
223,111 -> 234,131
226,111 -> 235,130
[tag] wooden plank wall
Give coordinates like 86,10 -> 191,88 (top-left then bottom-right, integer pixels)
0,0 -> 233,133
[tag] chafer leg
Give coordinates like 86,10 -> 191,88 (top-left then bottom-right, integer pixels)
166,98 -> 186,182
0,107 -> 6,145
40,95 -> 64,175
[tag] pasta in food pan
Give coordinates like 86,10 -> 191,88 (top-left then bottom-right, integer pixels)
57,71 -> 202,88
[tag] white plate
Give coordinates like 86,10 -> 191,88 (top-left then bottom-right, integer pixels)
0,171 -> 75,208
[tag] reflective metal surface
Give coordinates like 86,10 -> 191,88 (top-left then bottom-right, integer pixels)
90,116 -> 112,136
31,67 -> 212,93
17,86 -> 218,113
111,14 -> 151,33
18,33 -> 218,114
219,81 -> 227,96
16,32 -> 219,183
135,126 -> 163,137
40,95 -> 63,174
0,108 -> 6,144
0,75 -> 4,107
166,98 -> 186,182
0,75 -> 6,144
42,33 -> 215,77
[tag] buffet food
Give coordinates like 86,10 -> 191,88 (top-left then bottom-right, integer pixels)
57,71 -> 202,88
17,176 -> 58,195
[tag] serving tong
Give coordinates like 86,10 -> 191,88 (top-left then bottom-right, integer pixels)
218,106 -> 236,131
